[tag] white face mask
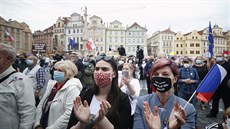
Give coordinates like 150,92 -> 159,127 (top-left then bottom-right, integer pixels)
184,63 -> 190,68
227,118 -> 230,129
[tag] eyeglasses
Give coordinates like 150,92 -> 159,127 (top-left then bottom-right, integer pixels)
95,55 -> 113,62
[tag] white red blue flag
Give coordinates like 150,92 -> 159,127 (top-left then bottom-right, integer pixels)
196,64 -> 227,102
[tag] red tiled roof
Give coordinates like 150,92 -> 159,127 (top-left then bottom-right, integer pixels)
161,28 -> 175,33
197,29 -> 204,35
126,22 -> 147,31
184,32 -> 191,36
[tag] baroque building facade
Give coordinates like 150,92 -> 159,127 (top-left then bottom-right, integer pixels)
65,13 -> 84,51
0,16 -> 32,54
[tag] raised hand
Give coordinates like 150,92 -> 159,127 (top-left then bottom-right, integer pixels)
169,102 -> 186,129
73,96 -> 90,124
95,101 -> 111,123
143,101 -> 161,129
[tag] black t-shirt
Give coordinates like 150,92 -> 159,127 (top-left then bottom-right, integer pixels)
192,65 -> 208,80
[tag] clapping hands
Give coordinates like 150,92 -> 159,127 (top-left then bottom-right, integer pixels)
143,101 -> 186,129
73,96 -> 111,125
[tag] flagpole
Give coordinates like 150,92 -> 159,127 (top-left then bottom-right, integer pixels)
182,90 -> 197,110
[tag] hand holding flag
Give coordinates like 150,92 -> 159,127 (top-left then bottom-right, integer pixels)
183,64 -> 227,109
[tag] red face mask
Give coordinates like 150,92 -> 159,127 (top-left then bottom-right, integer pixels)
94,72 -> 112,88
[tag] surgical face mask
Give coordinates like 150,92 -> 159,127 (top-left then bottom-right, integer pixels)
227,118 -> 230,129
53,71 -> 65,82
94,72 -> 112,88
195,60 -> 202,64
83,61 -> 89,66
128,60 -> 133,64
151,77 -> 172,93
26,59 -> 33,65
183,63 -> 190,68
216,57 -> 223,63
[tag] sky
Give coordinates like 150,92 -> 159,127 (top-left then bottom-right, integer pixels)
1,0 -> 230,36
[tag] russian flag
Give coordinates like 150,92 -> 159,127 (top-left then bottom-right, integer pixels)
196,64 -> 227,103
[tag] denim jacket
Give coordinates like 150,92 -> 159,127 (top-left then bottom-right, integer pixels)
178,67 -> 200,94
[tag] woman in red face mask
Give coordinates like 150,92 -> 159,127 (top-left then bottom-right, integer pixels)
67,55 -> 132,129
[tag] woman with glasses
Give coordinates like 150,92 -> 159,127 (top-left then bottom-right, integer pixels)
34,60 -> 83,129
133,58 -> 196,129
67,55 -> 132,129
206,106 -> 230,129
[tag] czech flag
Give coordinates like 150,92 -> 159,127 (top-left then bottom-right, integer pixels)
196,64 -> 227,103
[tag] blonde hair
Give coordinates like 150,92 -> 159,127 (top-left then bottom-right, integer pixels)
225,107 -> 230,117
123,63 -> 134,77
54,60 -> 78,79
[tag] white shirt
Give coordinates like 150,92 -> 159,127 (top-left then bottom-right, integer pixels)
90,95 -> 101,115
119,78 -> 141,115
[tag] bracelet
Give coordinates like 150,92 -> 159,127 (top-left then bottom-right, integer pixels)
85,114 -> 96,129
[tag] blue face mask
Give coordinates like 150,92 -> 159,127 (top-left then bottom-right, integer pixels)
195,60 -> 202,64
83,61 -> 89,66
26,59 -> 33,65
216,57 -> 223,62
53,71 -> 65,82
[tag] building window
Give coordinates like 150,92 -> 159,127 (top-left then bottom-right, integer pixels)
196,43 -> 200,47
176,51 -> 179,54
129,32 -> 131,35
181,51 -> 183,54
176,44 -> 179,47
73,30 -> 75,33
109,37 -> 112,42
190,43 -> 194,47
196,51 -> 200,54
181,44 -> 183,47
115,31 -> 117,35
68,30 -> 71,34
190,50 -> 194,54
133,39 -> 135,43
177,37 -> 179,40
121,31 -> 123,35
121,37 -> 123,43
101,37 -> 103,42
133,47 -> 135,52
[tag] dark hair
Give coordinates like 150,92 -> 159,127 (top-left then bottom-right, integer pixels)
92,56 -> 120,124
150,58 -> 179,78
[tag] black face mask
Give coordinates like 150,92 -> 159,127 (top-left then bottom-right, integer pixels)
151,77 -> 172,93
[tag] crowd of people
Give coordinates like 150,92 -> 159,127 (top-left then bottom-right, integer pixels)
1,42 -> 230,129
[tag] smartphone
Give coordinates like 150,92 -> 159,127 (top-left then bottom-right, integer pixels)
122,70 -> 129,77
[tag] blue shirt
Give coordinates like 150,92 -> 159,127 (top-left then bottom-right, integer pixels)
133,93 -> 196,129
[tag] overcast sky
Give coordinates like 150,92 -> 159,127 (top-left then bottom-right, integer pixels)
1,0 -> 230,35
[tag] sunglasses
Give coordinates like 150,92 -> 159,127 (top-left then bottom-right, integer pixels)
95,55 -> 113,62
